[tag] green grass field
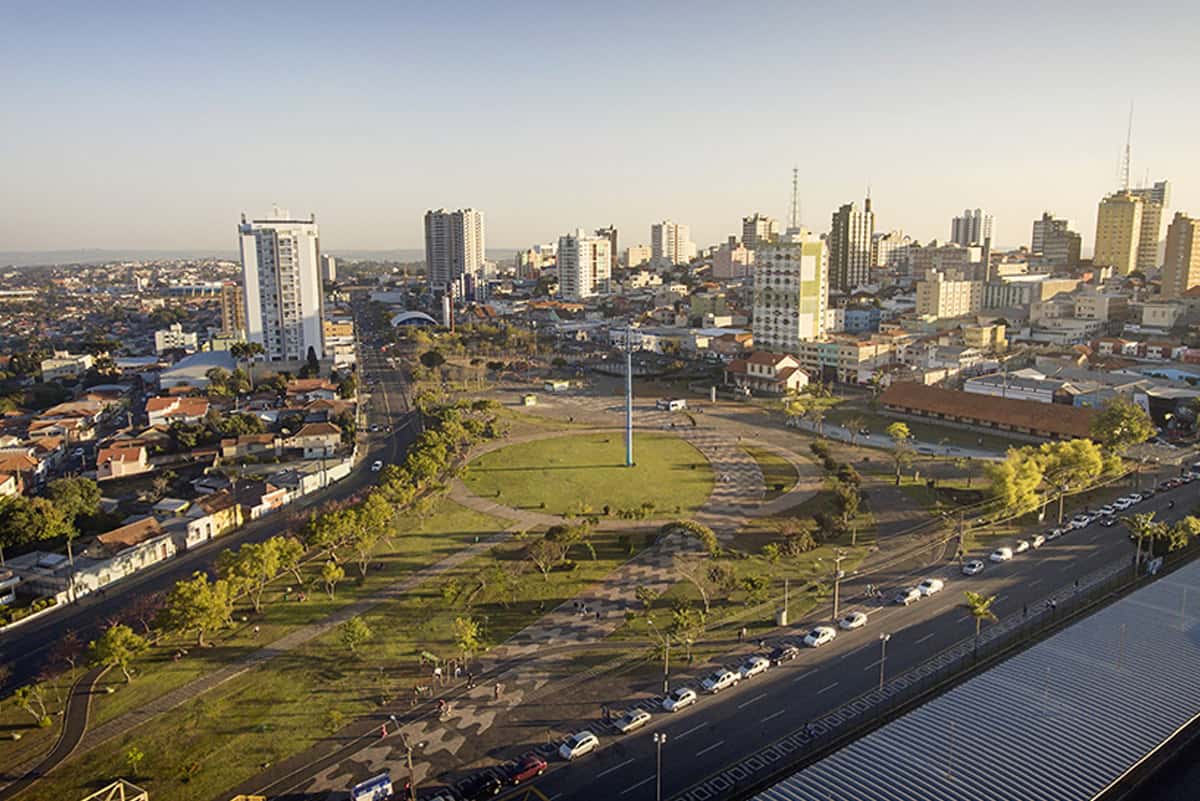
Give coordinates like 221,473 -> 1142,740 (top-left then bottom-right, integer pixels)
740,445 -> 799,500
463,433 -> 714,516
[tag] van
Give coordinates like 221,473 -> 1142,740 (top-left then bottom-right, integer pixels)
656,398 -> 687,412
543,380 -> 570,393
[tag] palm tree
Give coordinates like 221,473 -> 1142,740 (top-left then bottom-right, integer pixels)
962,591 -> 998,653
781,392 -> 807,427
1122,512 -> 1164,576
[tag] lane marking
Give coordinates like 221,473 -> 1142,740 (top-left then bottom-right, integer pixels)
862,659 -> 880,671
676,722 -> 706,739
916,633 -> 935,645
598,758 -> 636,779
621,775 -> 656,795
696,740 -> 726,757
1028,578 -> 1043,588
737,693 -> 767,709
957,615 -> 970,624
762,709 -> 787,723
817,682 -> 839,695
791,670 -> 815,684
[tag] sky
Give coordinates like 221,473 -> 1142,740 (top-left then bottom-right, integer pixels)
3,1 -> 1200,256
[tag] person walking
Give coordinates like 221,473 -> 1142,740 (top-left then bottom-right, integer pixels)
494,682 -> 503,700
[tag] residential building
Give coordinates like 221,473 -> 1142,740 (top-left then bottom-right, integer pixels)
286,422 -> 342,458
1094,192 -> 1144,274
751,237 -> 828,353
1141,300 -> 1185,330
595,226 -> 618,272
650,220 -> 694,266
145,396 -> 210,427
796,337 -> 894,384
158,350 -> 237,390
871,230 -> 912,270
1073,286 -> 1129,321
220,281 -> 246,337
557,229 -> 612,301
182,489 -> 244,548
742,214 -> 779,249
909,241 -> 981,280
962,322 -> 1007,351
424,208 -> 486,290
96,445 -> 150,481
984,274 -> 1081,308
724,352 -> 808,395
829,198 -> 875,290
153,323 -> 198,354
625,244 -> 652,268
40,351 -> 94,381
880,382 -> 1094,442
1031,213 -> 1082,271
321,254 -> 337,283
1162,212 -> 1200,299
1130,181 -> 1171,270
916,270 -> 983,319
964,369 -> 1072,404
712,237 -> 755,280
239,211 -> 325,362
951,208 -> 994,247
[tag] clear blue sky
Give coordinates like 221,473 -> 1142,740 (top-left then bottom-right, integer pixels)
3,1 -> 1198,254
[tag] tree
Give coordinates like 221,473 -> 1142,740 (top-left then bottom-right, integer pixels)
321,560 -> 345,599
161,572 -> 234,647
12,684 -> 51,727
305,508 -> 354,560
846,415 -> 866,446
546,522 -> 596,561
340,616 -> 373,655
886,422 -> 914,486
781,391 -> 807,425
453,616 -> 482,661
1123,512 -> 1163,573
526,537 -> 567,580
349,492 -> 393,577
985,449 -> 1044,516
419,350 -> 446,370
741,573 -> 771,605
661,520 -> 719,556
51,629 -> 84,673
216,539 -> 281,613
125,746 -> 145,777
0,495 -> 73,548
670,603 -> 706,661
1037,439 -> 1104,494
46,476 -> 101,525
88,623 -> 148,683
832,479 -> 861,532
962,591 -> 998,650
1090,396 -> 1154,453
275,535 -> 307,585
673,554 -> 714,613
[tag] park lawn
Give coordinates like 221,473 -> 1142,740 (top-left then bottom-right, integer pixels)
740,445 -> 799,500
31,529 -> 653,801
85,499 -> 508,730
0,667 -> 82,772
463,432 -> 713,517
822,405 -> 1025,453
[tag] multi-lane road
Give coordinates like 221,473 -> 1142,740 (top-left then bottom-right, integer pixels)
506,475 -> 1193,801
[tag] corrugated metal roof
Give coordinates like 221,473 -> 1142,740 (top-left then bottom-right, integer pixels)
754,560 -> 1200,801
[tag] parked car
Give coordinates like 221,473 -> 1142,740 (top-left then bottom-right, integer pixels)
838,611 -> 869,630
962,560 -> 985,576
1099,504 -> 1116,516
1014,539 -> 1031,554
458,772 -> 504,800
738,655 -> 771,679
1045,527 -> 1064,541
895,587 -> 922,606
990,547 -> 1014,562
371,460 -> 384,472
1112,498 -> 1133,511
662,687 -> 698,712
917,578 -> 945,596
559,731 -> 600,760
803,626 -> 838,647
613,708 -> 652,734
768,643 -> 801,664
1030,534 -> 1046,549
506,754 -> 547,785
701,669 -> 740,693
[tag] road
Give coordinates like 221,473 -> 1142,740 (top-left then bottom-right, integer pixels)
0,303 -> 410,693
510,474 -> 1190,801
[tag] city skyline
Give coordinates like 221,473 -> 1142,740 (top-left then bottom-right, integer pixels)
3,3 -> 1199,254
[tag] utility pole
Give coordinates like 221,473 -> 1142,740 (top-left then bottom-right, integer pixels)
392,721 -> 419,801
878,633 -> 890,691
653,732 -> 668,801
625,325 -> 634,467
831,549 -> 847,620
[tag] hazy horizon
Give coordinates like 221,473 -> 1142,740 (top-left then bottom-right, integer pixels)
4,2 -> 1199,256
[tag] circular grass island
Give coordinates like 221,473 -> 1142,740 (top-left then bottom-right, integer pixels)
463,432 -> 713,517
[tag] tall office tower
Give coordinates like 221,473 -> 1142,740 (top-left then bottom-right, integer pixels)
220,280 -> 246,337
751,235 -> 828,353
1129,181 -> 1171,270
650,220 -> 694,266
1161,212 -> 1200,299
742,213 -> 779,250
557,229 -> 612,301
595,226 -> 618,272
950,208 -> 994,247
828,197 -> 875,290
1094,192 -> 1144,275
871,230 -> 911,269
1030,212 -> 1082,270
238,211 -> 325,362
321,254 -> 337,282
424,208 -> 486,289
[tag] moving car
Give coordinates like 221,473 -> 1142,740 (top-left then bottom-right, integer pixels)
458,772 -> 504,800
656,398 -> 688,412
1030,534 -> 1046,549
768,643 -> 800,664
838,611 -> 869,630
506,754 -> 547,785
662,687 -> 698,712
990,547 -> 1014,562
1014,539 -> 1031,554
962,560 -> 985,576
613,708 -> 652,734
803,626 -> 837,647
701,669 -> 740,693
917,578 -> 945,596
738,655 -> 771,679
559,731 -> 600,760
371,460 -> 384,472
1100,516 -> 1119,527
895,587 -> 922,606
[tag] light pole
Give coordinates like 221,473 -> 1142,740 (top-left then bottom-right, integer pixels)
831,549 -> 847,620
392,723 -> 421,801
653,732 -> 667,801
878,633 -> 890,691
647,620 -> 670,693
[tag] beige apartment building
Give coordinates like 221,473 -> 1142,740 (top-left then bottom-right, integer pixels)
1094,192 -> 1143,274
915,270 -> 983,319
1161,212 -> 1200,299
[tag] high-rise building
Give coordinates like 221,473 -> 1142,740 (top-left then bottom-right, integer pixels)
239,211 -> 325,362
829,198 -> 875,290
915,270 -> 984,319
871,230 -> 912,269
220,280 -> 246,337
752,233 -> 828,353
742,214 -> 779,250
1162,212 -> 1200,299
557,229 -> 612,301
1094,192 -> 1144,275
1030,213 -> 1082,271
712,237 -> 754,280
650,220 -> 694,266
1129,181 -> 1171,270
424,208 -> 485,289
595,226 -> 618,272
321,254 -> 337,283
950,208 -> 994,247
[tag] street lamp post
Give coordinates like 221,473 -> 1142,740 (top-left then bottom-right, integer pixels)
878,633 -> 891,691
831,549 -> 847,620
653,732 -> 668,801
647,620 -> 670,694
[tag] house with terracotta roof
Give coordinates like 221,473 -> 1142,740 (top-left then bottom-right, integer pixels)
285,378 -> 339,403
219,434 -> 280,461
97,445 -> 150,481
180,488 -> 244,548
880,382 -> 1095,442
145,396 -> 210,427
0,472 -> 19,498
0,449 -> 49,489
724,352 -> 809,395
237,479 -> 290,520
286,422 -> 342,458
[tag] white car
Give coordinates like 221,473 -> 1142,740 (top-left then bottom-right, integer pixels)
1099,504 -> 1116,516
1112,498 -> 1133,511
559,731 -> 599,760
1071,514 -> 1091,528
371,460 -> 384,472
613,708 -> 652,734
990,547 -> 1014,563
918,578 -> 945,596
701,669 -> 740,693
738,655 -> 771,679
1030,534 -> 1046,549
962,560 -> 985,576
1045,527 -> 1064,541
838,611 -> 869,630
895,587 -> 922,606
1014,539 -> 1031,554
662,687 -> 697,712
803,626 -> 838,647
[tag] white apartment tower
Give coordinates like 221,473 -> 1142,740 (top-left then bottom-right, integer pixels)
557,229 -> 612,301
651,220 -> 695,266
239,211 -> 325,363
752,233 -> 828,353
829,198 -> 874,291
424,208 -> 486,290
950,208 -> 994,247
742,213 -> 779,250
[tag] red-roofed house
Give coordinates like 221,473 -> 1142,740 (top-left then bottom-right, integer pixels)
145,396 -> 210,427
97,445 -> 150,481
724,352 -> 808,395
285,379 -> 339,403
285,422 -> 342,458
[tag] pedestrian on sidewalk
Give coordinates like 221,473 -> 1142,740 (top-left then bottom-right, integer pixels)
602,703 -> 609,721
380,724 -> 387,739
454,664 -> 462,680
494,682 -> 503,700
739,626 -> 746,642
433,665 -> 443,685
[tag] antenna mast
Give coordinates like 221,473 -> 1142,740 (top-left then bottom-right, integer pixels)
1121,102 -> 1133,191
790,166 -> 800,230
